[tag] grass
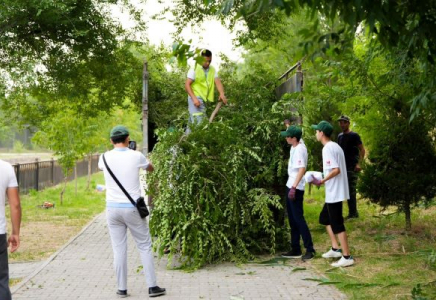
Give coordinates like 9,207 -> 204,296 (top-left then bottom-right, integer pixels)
299,186 -> 436,300
6,172 -> 106,262
9,278 -> 22,287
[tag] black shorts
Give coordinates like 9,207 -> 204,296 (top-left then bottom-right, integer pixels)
319,202 -> 346,234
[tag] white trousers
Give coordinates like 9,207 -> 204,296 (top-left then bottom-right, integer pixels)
106,208 -> 157,290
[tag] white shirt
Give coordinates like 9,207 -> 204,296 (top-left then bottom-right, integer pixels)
0,160 -> 18,234
98,148 -> 149,204
187,67 -> 219,80
322,141 -> 350,203
286,143 -> 307,190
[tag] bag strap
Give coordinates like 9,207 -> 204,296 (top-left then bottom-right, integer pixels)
102,154 -> 137,207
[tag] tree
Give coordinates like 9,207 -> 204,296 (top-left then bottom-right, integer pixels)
0,1 -> 146,121
129,43 -> 188,129
237,9 -> 436,231
168,0 -> 436,117
31,101 -> 144,196
170,0 -> 436,63
343,46 -> 436,230
233,10 -> 353,171
358,96 -> 436,230
32,110 -> 92,203
0,119 -> 15,148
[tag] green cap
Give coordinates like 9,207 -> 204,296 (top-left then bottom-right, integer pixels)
110,125 -> 129,138
280,125 -> 302,139
311,121 -> 333,136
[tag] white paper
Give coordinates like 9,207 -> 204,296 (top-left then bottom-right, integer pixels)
304,171 -> 323,183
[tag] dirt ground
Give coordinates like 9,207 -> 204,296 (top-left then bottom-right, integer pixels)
9,221 -> 80,262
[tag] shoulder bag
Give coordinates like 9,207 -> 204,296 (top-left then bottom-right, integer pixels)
102,154 -> 149,218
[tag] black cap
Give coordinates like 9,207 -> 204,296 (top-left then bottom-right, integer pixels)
337,115 -> 350,122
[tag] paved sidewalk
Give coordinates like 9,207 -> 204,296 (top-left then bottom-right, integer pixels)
11,213 -> 347,300
10,261 -> 43,279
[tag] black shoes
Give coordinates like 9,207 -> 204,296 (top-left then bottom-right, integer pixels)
302,251 -> 315,261
117,287 -> 166,298
281,250 -> 302,258
149,286 -> 166,297
346,214 -> 359,220
116,290 -> 128,298
282,250 -> 315,261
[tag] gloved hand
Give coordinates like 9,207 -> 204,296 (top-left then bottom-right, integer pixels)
288,186 -> 297,201
311,175 -> 323,187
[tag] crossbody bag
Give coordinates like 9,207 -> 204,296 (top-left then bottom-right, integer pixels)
102,154 -> 149,218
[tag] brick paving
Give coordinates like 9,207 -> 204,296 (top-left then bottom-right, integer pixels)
9,261 -> 43,279
11,213 -> 347,300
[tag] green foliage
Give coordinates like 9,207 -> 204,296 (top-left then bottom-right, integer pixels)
349,48 -> 436,230
138,44 -> 188,129
427,250 -> 436,271
236,9 -> 436,233
168,0 -> 436,117
32,103 -> 142,174
2,43 -> 143,126
32,109 -> 92,175
412,284 -> 428,300
173,0 -> 436,64
170,41 -> 205,67
236,10 -> 353,170
148,60 -> 290,269
12,140 -> 25,153
0,120 -> 14,146
0,1 -> 145,116
358,99 -> 436,229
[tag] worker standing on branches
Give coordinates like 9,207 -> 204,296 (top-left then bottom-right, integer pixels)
185,49 -> 227,133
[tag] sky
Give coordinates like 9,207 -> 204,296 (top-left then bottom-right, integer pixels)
112,0 -> 245,67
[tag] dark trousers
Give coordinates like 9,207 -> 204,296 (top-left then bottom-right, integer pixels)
0,234 -> 11,300
286,188 -> 315,253
347,171 -> 358,217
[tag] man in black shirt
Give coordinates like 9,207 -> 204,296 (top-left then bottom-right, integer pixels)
337,116 -> 366,219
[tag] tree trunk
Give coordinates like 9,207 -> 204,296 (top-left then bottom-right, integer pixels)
60,177 -> 67,205
75,165 -> 78,196
87,153 -> 92,190
404,200 -> 412,231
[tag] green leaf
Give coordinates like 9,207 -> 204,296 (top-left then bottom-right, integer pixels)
291,267 -> 307,273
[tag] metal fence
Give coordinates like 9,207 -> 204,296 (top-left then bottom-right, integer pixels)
13,155 -> 100,194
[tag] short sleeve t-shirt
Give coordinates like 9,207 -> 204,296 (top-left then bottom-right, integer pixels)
322,141 -> 349,203
337,131 -> 362,170
187,67 -> 219,81
0,160 -> 19,234
98,148 -> 150,204
286,143 -> 308,190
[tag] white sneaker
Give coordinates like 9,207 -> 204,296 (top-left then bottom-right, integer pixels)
321,248 -> 342,258
331,256 -> 354,267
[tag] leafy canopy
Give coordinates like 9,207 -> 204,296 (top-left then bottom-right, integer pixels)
168,0 -> 436,117
0,0 -> 146,118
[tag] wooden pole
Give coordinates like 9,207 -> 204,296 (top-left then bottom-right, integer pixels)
142,62 -> 149,156
209,102 -> 223,123
35,158 -> 39,191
